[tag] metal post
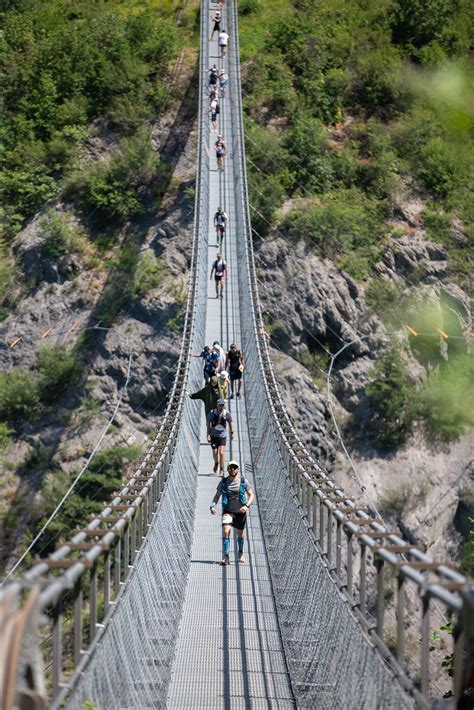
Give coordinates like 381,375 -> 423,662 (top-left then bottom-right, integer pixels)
104,551 -> 111,616
327,508 -> 333,567
52,599 -> 62,699
312,491 -> 318,540
346,531 -> 353,601
319,499 -> 325,552
74,584 -> 83,667
376,557 -> 385,637
130,516 -> 136,563
114,537 -> 121,594
90,564 -> 97,642
336,519 -> 342,581
360,542 -> 367,615
124,524 -> 130,578
396,573 -> 405,665
306,483 -> 312,527
420,591 -> 430,698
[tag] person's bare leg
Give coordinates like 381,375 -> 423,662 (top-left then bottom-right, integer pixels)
219,444 -> 225,473
221,523 -> 232,564
237,529 -> 245,562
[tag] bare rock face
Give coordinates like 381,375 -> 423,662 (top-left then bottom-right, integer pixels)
255,229 -> 472,566
257,237 -> 376,355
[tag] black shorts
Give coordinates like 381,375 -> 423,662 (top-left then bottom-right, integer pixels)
215,274 -> 224,281
213,22 -> 220,32
222,509 -> 247,531
229,368 -> 242,381
211,112 -> 217,121
210,436 -> 226,449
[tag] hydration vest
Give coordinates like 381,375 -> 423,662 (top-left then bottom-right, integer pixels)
221,476 -> 248,508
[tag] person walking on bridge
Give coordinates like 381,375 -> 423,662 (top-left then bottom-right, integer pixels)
210,461 -> 254,565
210,253 -> 227,298
208,96 -> 220,132
226,343 -> 245,398
207,399 -> 234,476
210,8 -> 221,41
213,206 -> 228,247
192,345 -> 219,381
218,29 -> 229,59
188,374 -> 220,415
214,134 -> 227,171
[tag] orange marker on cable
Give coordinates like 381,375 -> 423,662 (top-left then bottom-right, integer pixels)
42,328 -> 53,339
404,324 -> 418,336
437,328 -> 448,339
10,336 -> 22,348
68,319 -> 80,334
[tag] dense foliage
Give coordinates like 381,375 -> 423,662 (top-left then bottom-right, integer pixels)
241,0 -> 473,448
0,0 -> 179,236
241,0 -> 473,279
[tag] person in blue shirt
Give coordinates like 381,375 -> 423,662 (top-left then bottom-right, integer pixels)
210,460 -> 254,566
192,345 -> 219,382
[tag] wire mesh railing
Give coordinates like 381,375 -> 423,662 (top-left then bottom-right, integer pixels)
0,3 -> 210,708
226,0 -> 473,707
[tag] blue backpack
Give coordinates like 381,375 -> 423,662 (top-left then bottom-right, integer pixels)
221,476 -> 248,508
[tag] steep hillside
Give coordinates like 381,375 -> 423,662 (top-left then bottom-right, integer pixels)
238,0 -> 473,574
0,0 -> 200,572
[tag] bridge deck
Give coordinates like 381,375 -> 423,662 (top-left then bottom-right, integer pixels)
166,11 -> 294,708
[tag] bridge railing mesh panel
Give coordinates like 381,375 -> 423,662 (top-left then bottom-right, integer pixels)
226,2 -> 414,707
64,7 -> 212,709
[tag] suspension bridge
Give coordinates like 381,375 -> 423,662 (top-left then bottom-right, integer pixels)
1,1 -> 473,708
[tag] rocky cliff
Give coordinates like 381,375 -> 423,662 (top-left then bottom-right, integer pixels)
255,226 -> 473,566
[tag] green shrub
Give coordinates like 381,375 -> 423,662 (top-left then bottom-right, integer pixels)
248,172 -> 286,237
422,207 -> 453,244
282,189 -> 386,278
460,522 -> 474,577
420,354 -> 473,441
0,423 -> 14,451
131,252 -> 169,299
36,345 -> 83,404
0,249 -> 18,318
0,369 -> 40,425
353,119 -> 400,198
40,209 -> 72,258
365,347 -> 419,449
283,117 -> 334,194
239,0 -> 260,16
64,131 -> 159,224
1,2 -> 178,235
244,55 -> 297,116
365,279 -> 399,315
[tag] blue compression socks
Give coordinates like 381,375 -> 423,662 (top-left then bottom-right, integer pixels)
238,536 -> 245,554
223,537 -> 230,557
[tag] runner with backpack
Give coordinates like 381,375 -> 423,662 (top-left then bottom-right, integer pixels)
210,253 -> 227,298
225,343 -> 245,398
214,134 -> 227,171
207,399 -> 234,476
208,96 -> 220,132
207,65 -> 219,95
213,207 -> 228,247
210,460 -> 255,565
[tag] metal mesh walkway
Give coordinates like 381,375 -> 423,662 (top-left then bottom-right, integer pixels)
45,1 -> 421,707
166,6 -> 294,707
